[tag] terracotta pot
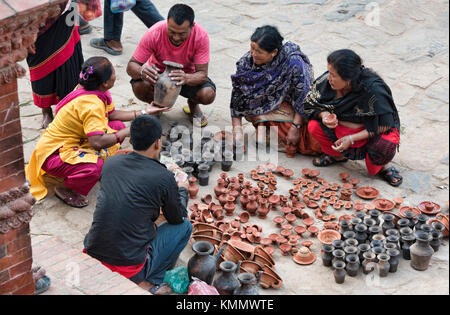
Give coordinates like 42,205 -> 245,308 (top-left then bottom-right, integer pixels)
273,216 -> 285,228
188,177 -> 199,199
246,195 -> 258,216
279,243 -> 292,256
260,272 -> 280,289
303,217 -> 314,227
228,239 -> 255,260
240,260 -> 263,275
308,226 -> 319,237
410,231 -> 434,271
214,178 -> 227,198
282,169 -> 294,180
239,211 -> 250,223
318,229 -> 342,245
373,198 -> 395,211
154,61 -> 184,108
219,243 -> 246,266
256,200 -> 270,219
333,261 -> 346,284
294,225 -> 306,236
223,196 -> 236,216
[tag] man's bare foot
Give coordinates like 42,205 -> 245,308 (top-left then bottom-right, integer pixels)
41,107 -> 54,129
55,187 -> 89,208
138,281 -> 173,295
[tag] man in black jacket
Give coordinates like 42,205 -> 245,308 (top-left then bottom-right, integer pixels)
83,115 -> 192,295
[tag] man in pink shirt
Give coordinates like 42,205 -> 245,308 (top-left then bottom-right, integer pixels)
127,4 -> 216,127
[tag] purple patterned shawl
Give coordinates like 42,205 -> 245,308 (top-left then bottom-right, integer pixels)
230,41 -> 313,118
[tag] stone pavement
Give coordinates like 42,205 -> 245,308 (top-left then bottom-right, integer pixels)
16,0 -> 449,295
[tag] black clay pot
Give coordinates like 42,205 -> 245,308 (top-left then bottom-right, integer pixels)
234,271 -> 262,295
386,248 -> 400,273
342,231 -> 356,241
369,226 -> 382,241
397,218 -> 410,230
345,254 -> 360,277
332,249 -> 345,265
430,230 -> 442,252
213,261 -> 241,295
322,244 -> 335,267
332,240 -> 345,251
354,224 -> 368,244
382,214 -> 395,234
333,261 -> 346,284
369,209 -> 382,225
340,220 -> 352,234
188,241 -> 227,285
377,253 -> 391,277
358,243 -> 371,262
410,231 -> 434,271
414,214 -> 429,231
197,163 -> 210,186
401,234 -> 415,260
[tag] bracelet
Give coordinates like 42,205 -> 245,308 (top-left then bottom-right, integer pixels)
292,123 -> 302,129
349,135 -> 355,145
114,133 -> 121,144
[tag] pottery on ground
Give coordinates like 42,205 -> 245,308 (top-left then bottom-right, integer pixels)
293,246 -> 316,265
154,61 -> 184,108
356,186 -> 379,200
418,201 -> 441,215
318,229 -> 342,245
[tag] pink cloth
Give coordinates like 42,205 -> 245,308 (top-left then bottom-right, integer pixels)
133,20 -> 210,74
55,86 -> 112,116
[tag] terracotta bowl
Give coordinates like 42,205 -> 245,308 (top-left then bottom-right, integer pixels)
254,246 -> 276,266
318,229 -> 342,245
263,246 -> 275,256
241,260 -> 263,274
263,265 -> 283,288
260,272 -> 281,289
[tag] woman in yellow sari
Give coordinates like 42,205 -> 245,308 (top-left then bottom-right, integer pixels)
26,56 -> 169,208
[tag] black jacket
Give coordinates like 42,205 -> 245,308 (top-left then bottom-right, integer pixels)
83,152 -> 188,266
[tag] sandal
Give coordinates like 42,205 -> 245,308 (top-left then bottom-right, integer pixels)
78,25 -> 93,35
313,154 -> 348,167
183,106 -> 208,127
148,283 -> 172,295
90,38 -> 122,56
378,166 -> 403,187
55,187 -> 89,208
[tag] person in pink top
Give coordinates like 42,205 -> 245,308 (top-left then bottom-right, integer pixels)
127,4 -> 216,127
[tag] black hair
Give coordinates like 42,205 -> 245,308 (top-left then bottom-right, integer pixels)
130,115 -> 162,151
250,25 -> 284,53
327,49 -> 379,92
167,4 -> 195,26
78,56 -> 113,91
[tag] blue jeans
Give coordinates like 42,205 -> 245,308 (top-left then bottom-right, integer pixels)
104,0 -> 163,41
129,219 -> 193,285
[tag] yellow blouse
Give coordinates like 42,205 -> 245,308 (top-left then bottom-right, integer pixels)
26,94 -> 120,200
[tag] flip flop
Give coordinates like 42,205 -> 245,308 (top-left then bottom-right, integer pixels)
55,188 -> 89,208
313,154 -> 348,167
90,38 -> 122,56
378,166 -> 403,187
78,25 -> 92,35
183,106 -> 208,127
148,283 -> 172,295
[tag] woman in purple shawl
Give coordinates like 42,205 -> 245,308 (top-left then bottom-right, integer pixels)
230,26 -> 321,156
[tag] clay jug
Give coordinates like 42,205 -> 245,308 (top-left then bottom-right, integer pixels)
401,234 -> 415,260
213,261 -> 241,295
386,248 -> 400,273
233,271 -> 263,295
197,163 -> 210,186
256,200 -> 269,219
239,190 -> 250,210
321,244 -> 334,267
154,61 -> 184,108
377,253 -> 390,277
214,178 -> 227,198
188,241 -> 227,285
246,195 -> 258,216
333,261 -> 346,284
362,251 -> 376,274
345,254 -> 359,277
188,177 -> 199,199
410,231 -> 434,271
224,196 -> 236,216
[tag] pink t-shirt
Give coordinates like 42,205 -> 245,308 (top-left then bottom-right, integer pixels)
133,20 -> 210,74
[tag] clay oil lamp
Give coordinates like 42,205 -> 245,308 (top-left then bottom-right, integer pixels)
339,172 -> 350,183
339,189 -> 353,201
281,224 -> 293,232
308,169 -> 320,180
330,183 -> 340,191
393,197 -> 404,208
301,168 -> 311,178
278,243 -> 291,256
239,211 -> 250,224
354,202 -> 365,212
308,226 -> 319,237
281,229 -> 291,238
285,213 -> 297,224
281,207 -> 293,216
276,236 -> 288,247
282,169 -> 294,180
303,217 -> 314,227
418,201 -> 441,215
307,201 -> 319,209
365,202 -> 376,211
342,183 -> 354,190
260,238 -> 273,247
294,225 -> 307,237
201,209 -> 214,224
273,216 -> 285,228
275,166 -> 286,176
356,186 -> 379,200
268,233 -> 279,244
333,203 -> 342,210
293,246 -> 316,265
349,178 -> 360,188
373,198 -> 395,212
343,201 -> 353,210
323,191 -> 332,199
268,194 -> 280,209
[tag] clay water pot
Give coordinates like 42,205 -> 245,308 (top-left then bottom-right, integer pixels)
214,178 -> 227,198
386,248 -> 400,273
322,244 -> 335,267
233,271 -> 262,295
354,224 -> 368,244
332,240 -> 345,251
342,230 -> 356,241
340,220 -> 352,234
239,190 -> 250,210
188,241 -> 227,285
430,228 -> 443,252
318,229 -> 341,245
224,196 -> 236,216
154,61 -> 184,107
410,231 -> 434,271
213,260 -> 241,295
358,243 -> 371,262
195,163 -> 210,185
362,251 -> 377,274
345,254 -> 360,277
246,195 -> 258,216
382,213 -> 396,234
333,261 -> 346,284
401,234 -> 415,260
188,177 -> 199,199
377,253 -> 390,278
332,249 -> 345,265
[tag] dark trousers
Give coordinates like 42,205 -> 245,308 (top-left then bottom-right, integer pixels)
104,0 -> 163,41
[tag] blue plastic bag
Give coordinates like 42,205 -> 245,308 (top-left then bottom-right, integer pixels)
110,0 -> 136,13
163,266 -> 190,294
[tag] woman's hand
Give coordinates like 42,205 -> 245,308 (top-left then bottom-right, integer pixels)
332,135 -> 352,153
286,125 -> 300,146
320,111 -> 339,129
141,65 -> 159,84
145,102 -> 172,115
